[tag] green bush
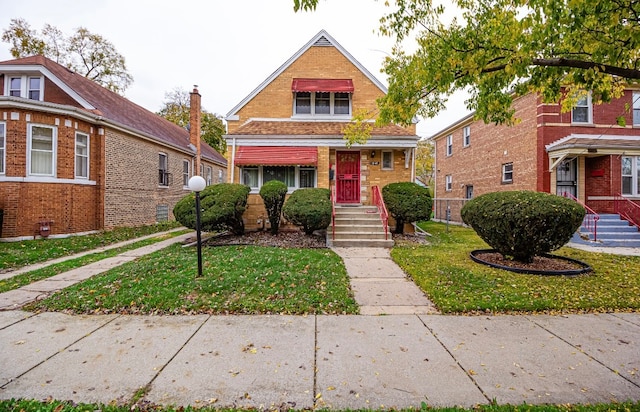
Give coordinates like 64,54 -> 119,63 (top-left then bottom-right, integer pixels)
382,182 -> 432,234
460,190 -> 585,263
260,180 -> 288,235
173,183 -> 250,235
282,188 -> 331,235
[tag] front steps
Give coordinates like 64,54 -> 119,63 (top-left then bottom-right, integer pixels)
571,214 -> 640,248
328,205 -> 394,248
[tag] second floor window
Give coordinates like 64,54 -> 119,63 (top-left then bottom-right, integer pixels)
6,75 -> 43,101
159,153 -> 169,186
572,93 -> 592,124
463,126 -> 470,147
633,92 -> 640,126
446,135 -> 453,156
294,92 -> 351,116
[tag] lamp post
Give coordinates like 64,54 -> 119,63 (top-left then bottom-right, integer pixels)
188,175 -> 206,278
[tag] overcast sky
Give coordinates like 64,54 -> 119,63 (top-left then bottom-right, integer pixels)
0,0 -> 471,137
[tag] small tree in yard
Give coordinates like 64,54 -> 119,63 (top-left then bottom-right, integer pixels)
282,188 -> 331,235
382,182 -> 432,234
260,180 -> 288,235
461,191 -> 585,263
173,183 -> 250,235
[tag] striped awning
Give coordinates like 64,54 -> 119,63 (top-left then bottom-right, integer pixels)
291,78 -> 354,93
234,146 -> 318,166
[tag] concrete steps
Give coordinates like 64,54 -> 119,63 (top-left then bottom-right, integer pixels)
328,205 -> 394,248
572,213 -> 640,248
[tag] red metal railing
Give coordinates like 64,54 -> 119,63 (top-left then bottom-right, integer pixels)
614,193 -> 640,230
562,192 -> 599,241
372,185 -> 389,240
331,185 -> 336,241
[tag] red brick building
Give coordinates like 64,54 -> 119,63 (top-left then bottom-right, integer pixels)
431,91 -> 640,222
0,56 -> 226,240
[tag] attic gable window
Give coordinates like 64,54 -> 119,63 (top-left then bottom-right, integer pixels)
292,78 -> 353,117
5,75 -> 44,101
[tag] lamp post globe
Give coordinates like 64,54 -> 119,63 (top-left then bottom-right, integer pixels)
188,175 -> 206,278
188,175 -> 206,192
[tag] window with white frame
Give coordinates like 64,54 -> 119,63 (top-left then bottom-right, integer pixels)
6,75 -> 44,100
218,169 -> 223,183
29,124 -> 56,176
158,153 -> 169,186
502,162 -> 513,183
463,126 -> 470,147
182,159 -> 190,187
633,92 -> 640,126
75,132 -> 89,179
446,134 -> 453,156
206,166 -> 212,185
0,122 -> 5,174
294,92 -> 351,116
241,166 -> 317,191
622,156 -> 640,196
571,93 -> 592,124
445,175 -> 452,191
381,151 -> 393,170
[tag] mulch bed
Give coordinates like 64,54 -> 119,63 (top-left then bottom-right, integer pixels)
203,230 -> 328,248
474,251 -> 586,272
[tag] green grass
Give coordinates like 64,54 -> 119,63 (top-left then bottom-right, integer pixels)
1,399 -> 638,412
392,221 -> 640,314
0,222 -> 182,271
0,230 -> 190,293
27,244 -> 358,315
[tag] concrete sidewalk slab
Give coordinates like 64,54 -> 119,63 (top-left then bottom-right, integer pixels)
332,247 -> 393,259
0,290 -> 48,311
0,315 -> 206,405
0,312 -> 117,387
342,258 -> 407,278
350,279 -> 434,307
0,310 -> 32,329
315,315 -> 487,409
147,315 -> 315,409
421,315 -> 640,405
527,313 -> 640,385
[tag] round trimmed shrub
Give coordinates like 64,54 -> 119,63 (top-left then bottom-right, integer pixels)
173,183 -> 250,235
460,191 -> 585,263
260,180 -> 288,235
382,182 -> 432,234
282,188 -> 331,235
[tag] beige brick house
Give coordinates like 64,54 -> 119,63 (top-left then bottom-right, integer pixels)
431,91 -> 640,225
224,30 -> 420,234
0,55 -> 226,240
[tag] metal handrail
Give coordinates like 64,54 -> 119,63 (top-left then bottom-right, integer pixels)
562,192 -> 599,241
331,185 -> 336,241
372,185 -> 389,240
614,193 -> 640,230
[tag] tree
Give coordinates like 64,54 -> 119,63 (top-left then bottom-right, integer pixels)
2,18 -> 133,94
295,0 -> 640,126
415,139 -> 434,189
157,88 -> 227,154
259,180 -> 288,235
382,182 -> 432,234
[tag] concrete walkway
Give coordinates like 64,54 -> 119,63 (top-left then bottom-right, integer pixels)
0,236 -> 639,408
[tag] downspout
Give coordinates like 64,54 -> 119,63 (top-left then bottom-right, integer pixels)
411,147 -> 416,182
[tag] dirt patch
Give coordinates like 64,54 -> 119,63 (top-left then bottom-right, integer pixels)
474,251 -> 588,273
202,230 -> 328,248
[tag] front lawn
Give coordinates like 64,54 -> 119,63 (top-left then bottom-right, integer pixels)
26,244 -> 358,315
392,221 -> 640,314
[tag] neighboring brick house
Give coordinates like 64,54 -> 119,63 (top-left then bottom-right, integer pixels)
0,55 -> 227,240
224,30 -> 420,232
431,90 -> 640,222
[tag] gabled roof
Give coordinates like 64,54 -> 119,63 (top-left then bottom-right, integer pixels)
0,55 -> 226,166
226,30 -> 388,119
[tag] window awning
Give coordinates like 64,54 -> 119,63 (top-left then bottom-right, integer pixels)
291,78 -> 354,93
234,146 -> 318,166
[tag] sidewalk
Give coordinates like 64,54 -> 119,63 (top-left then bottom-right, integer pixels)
0,236 -> 639,409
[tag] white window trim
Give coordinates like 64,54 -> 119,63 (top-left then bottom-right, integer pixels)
27,124 -> 57,177
622,156 -> 640,196
445,175 -> 452,192
446,135 -> 453,156
381,150 -> 394,170
502,162 -> 513,183
182,159 -> 190,188
0,122 -> 5,175
240,165 -> 318,193
292,91 -> 352,118
158,153 -> 169,187
4,75 -> 44,101
74,131 -> 90,179
633,91 -> 640,126
463,126 -> 470,147
206,166 -> 213,185
571,93 -> 593,124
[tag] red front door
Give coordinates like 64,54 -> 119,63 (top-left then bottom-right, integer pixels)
336,151 -> 360,203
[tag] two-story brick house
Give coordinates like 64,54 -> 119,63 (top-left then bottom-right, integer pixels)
431,90 -> 640,224
224,30 -> 420,235
0,55 -> 227,240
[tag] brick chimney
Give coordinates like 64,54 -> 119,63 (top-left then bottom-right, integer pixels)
190,86 -> 202,175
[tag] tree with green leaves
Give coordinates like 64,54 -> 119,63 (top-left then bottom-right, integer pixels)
157,88 -> 227,154
295,0 -> 640,126
2,18 -> 133,94
415,139 -> 434,189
